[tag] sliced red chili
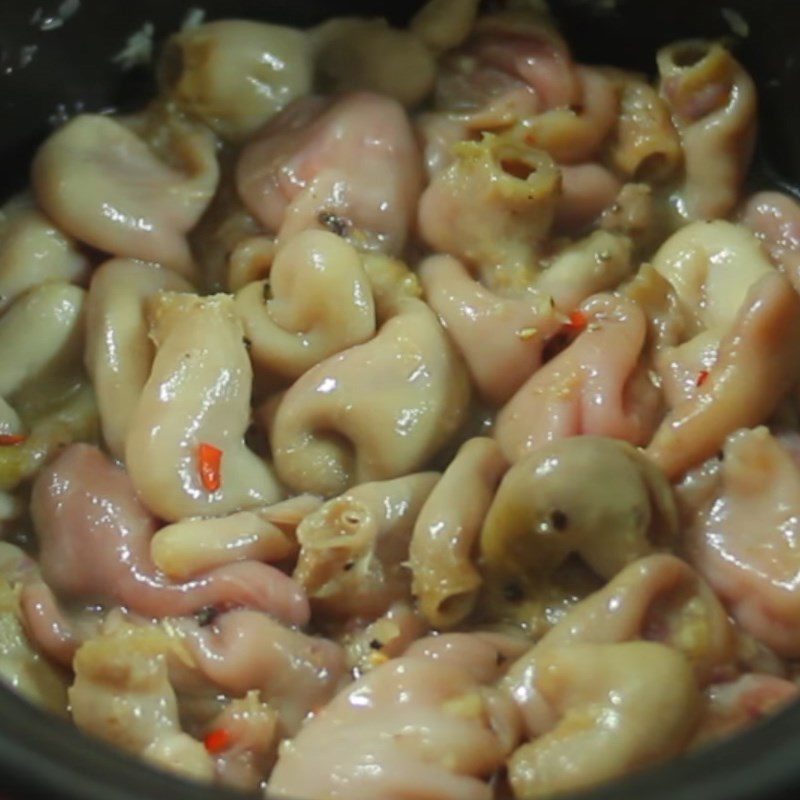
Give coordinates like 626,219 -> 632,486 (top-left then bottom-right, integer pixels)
198,443 -> 223,492
203,728 -> 231,754
566,310 -> 588,332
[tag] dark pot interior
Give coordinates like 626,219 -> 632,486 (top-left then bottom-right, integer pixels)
0,1 -> 799,798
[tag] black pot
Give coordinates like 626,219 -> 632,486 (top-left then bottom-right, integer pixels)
0,1 -> 799,799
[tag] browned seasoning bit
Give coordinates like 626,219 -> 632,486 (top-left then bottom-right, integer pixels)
318,211 -> 350,237
196,606 -> 220,627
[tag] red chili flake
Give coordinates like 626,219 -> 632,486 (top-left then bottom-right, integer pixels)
203,728 -> 232,754
696,370 -> 710,387
198,443 -> 223,492
0,434 -> 26,446
566,310 -> 588,332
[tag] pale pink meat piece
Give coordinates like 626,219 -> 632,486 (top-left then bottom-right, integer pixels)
31,444 -> 309,626
647,272 -> 800,479
432,13 -> 578,129
519,67 -> 619,165
404,631 -> 530,684
462,21 -> 579,112
268,656 -> 520,800
420,255 -> 560,406
687,427 -> 800,657
495,293 -> 660,461
180,609 -> 346,734
236,92 -> 422,254
740,190 -> 800,293
19,582 -> 80,668
692,673 -> 798,747
556,164 -> 623,233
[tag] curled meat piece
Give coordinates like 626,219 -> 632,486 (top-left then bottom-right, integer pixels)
739,190 -> 800,294
84,259 -> 192,460
471,10 -> 576,106
658,40 -> 756,222
418,133 -> 559,290
653,220 -> 773,335
650,220 -> 775,404
126,292 -> 282,522
226,234 -> 275,293
32,114 -> 219,279
152,495 -> 319,583
686,427 -> 800,657
268,656 -> 520,800
234,230 -> 375,383
644,220 -> 773,407
312,18 -> 436,107
0,195 -> 89,316
0,282 -> 84,399
294,472 -> 438,621
20,581 -> 81,669
535,554 -> 736,685
536,230 -> 633,313
410,438 -> 507,628
181,610 -> 346,734
237,92 -> 422,254
516,66 -> 619,165
420,255 -> 560,406
268,298 -> 470,497
70,626 -> 214,781
647,272 -> 800,479
603,69 -> 682,183
435,9 -> 578,121
504,642 -> 699,799
32,444 -> 309,625
495,293 -> 660,462
692,674 -> 798,748
150,510 -> 296,581
159,20 -> 312,141
479,438 -> 678,600
456,22 -> 576,115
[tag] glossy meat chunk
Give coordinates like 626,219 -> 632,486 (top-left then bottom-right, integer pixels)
237,92 -> 422,254
269,656 -> 519,800
32,444 -> 308,624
